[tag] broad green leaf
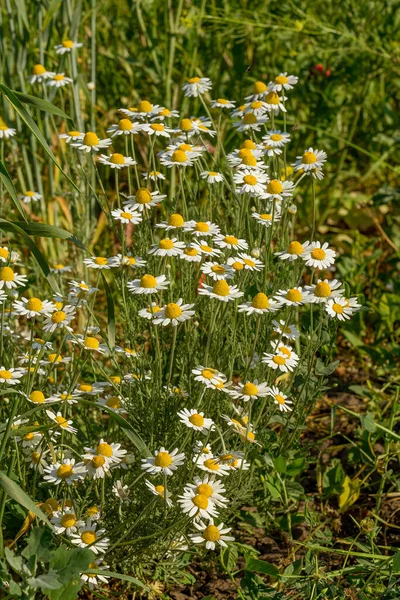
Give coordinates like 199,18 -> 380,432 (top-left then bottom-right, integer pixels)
220,544 -> 238,572
360,412 -> 377,433
22,526 -> 53,561
273,456 -> 287,474
28,570 -> 62,590
0,472 -> 51,527
13,91 -> 72,121
393,551 -> 400,573
101,272 -> 115,349
0,84 -> 79,193
0,160 -> 27,220
83,570 -> 150,591
339,476 -> 361,512
13,221 -> 87,250
50,546 -> 94,583
4,547 -> 24,573
315,359 -> 340,376
245,557 -> 279,577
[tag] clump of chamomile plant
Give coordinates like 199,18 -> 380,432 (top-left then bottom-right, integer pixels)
0,38 -> 361,594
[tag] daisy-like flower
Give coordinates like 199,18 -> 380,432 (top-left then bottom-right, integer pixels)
233,169 -> 268,197
54,40 -> 82,54
25,449 -> 49,474
124,188 -> 166,212
86,439 -> 127,465
228,380 -> 270,402
238,292 -> 281,316
83,256 -> 111,270
156,213 -> 186,232
84,455 -> 112,480
245,80 -> 268,101
262,130 -> 291,148
72,335 -> 108,355
214,234 -> 249,251
13,297 -> 56,319
234,253 -> 263,272
0,266 -> 27,290
141,447 -> 185,476
182,76 -> 212,97
51,263 -> 73,274
306,279 -> 344,303
196,455 -> 231,476
47,74 -> 73,88
127,273 -> 169,295
43,458 -> 84,485
18,190 -> 42,204
27,64 -> 55,84
178,488 -> 219,519
43,305 -> 76,333
262,350 -> 297,373
70,520 -> 109,554
292,147 -> 327,180
263,91 -> 287,114
98,153 -> 136,169
261,179 -> 294,202
107,118 -> 144,137
142,122 -> 174,137
184,220 -> 221,238
200,171 -> 224,184
153,299 -> 195,327
201,262 -> 234,281
138,302 -> 163,320
148,238 -> 185,258
59,130 -> 84,144
151,106 -> 180,121
111,208 -> 142,225
26,390 -> 51,405
244,100 -> 269,118
274,286 -> 313,306
180,245 -> 203,263
269,72 -> 298,92
134,99 -> 161,118
233,113 -> 269,133
116,346 -> 137,359
145,480 -> 172,507
0,118 -> 16,139
72,132 -> 111,153
159,148 -> 194,168
81,560 -> 110,590
198,279 -> 243,302
51,509 -> 84,536
108,254 -> 145,270
252,209 -> 281,228
274,240 -> 311,262
143,170 -> 166,181
0,366 -> 24,385
177,408 -> 214,432
190,520 -> 234,550
69,280 -> 99,297
97,395 -> 127,415
272,320 -> 300,341
186,476 -> 228,508
192,366 -> 227,388
49,389 -> 83,404
112,480 -> 130,502
302,241 -> 336,269
325,297 -> 357,321
46,410 -> 77,434
267,385 -> 293,413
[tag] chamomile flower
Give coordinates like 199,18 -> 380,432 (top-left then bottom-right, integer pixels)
142,122 -> 174,137
201,262 -> 235,281
26,390 -> 50,405
275,286 -> 313,306
228,380 -> 270,402
0,367 -> 24,385
43,305 -> 76,333
190,520 -> 234,550
156,213 -> 186,231
0,266 -> 28,289
111,208 -> 142,224
267,385 -> 293,412
233,113 -> 269,132
261,179 -> 294,202
151,106 -> 180,121
145,480 -> 172,507
143,170 -> 166,181
178,488 -> 219,519
59,130 -> 84,144
198,279 -> 244,302
47,73 -> 73,88
69,280 -> 99,297
196,455 -> 231,476
124,188 -> 166,212
47,389 -> 82,405
141,447 -> 185,476
306,279 -> 344,303
272,320 -> 300,340
325,297 -> 357,321
81,560 -> 110,590
51,509 -> 84,536
192,365 -> 227,388
112,480 -> 130,502
19,190 -> 42,204
148,238 -> 185,257
153,299 -> 195,327
43,458 -> 84,485
70,521 -> 109,554
0,119 -> 16,139
233,169 -> 268,196
269,72 -> 298,92
107,119 -> 144,137
138,302 -> 163,320
292,147 -> 327,180
98,153 -> 136,169
252,209 -> 281,228
46,410 -> 77,434
182,76 -> 212,97
234,253 -> 263,271
180,245 -> 203,263
51,263 -> 73,273
262,350 -> 298,373
263,91 -> 287,114
72,132 -> 112,153
135,100 -> 162,118
25,450 -> 49,474
244,100 -> 269,117
159,149 -> 194,168
238,292 -> 281,316
97,395 -> 127,415
302,241 -> 336,269
184,220 -> 221,237
274,240 -> 311,262
86,442 -> 127,465
54,40 -> 83,54
262,130 -> 291,148
214,234 -> 249,251
83,256 -> 111,270
245,80 -> 268,101
27,64 -> 55,84
13,297 -> 56,319
177,408 -> 214,432
128,274 -> 169,295
109,254 -> 146,269
200,171 -> 224,184
72,335 -> 108,355
84,455 -> 112,480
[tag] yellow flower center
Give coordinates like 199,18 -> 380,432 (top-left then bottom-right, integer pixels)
168,214 -> 184,227
287,241 -> 303,255
172,150 -> 188,163
54,263 -> 65,270
243,258 -> 255,267
121,211 -> 133,219
118,119 -> 133,131
151,123 -> 164,131
31,452 -> 40,463
68,130 -> 81,137
155,485 -> 165,495
201,369 -> 216,379
238,148 -> 252,159
332,303 -> 344,314
53,75 -> 65,82
212,280 -> 230,296
154,452 -> 172,467
56,464 -> 73,479
137,100 -> 152,112
87,506 -> 99,517
275,75 -> 289,84
203,459 -> 219,471
302,151 -> 317,164
314,282 -> 331,298
241,154 -> 257,167
81,531 -> 97,545
160,108 -> 170,116
271,133 -> 283,141
55,415 -> 69,428
62,40 -> 74,48
224,235 -> 239,245
97,442 -> 113,457
26,297 -> 43,311
136,188 -> 152,204
188,77 -> 200,83
273,355 -> 286,365
232,261 -> 244,271
189,413 -> 205,427
48,353 -> 62,363
33,64 -> 46,75
192,494 -> 209,509
110,376 -> 121,384
79,384 -> 93,392
251,292 -> 269,309
243,113 -> 257,124
195,222 -> 209,232
140,275 -> 157,288
0,370 -> 12,380
252,101 -> 264,109
276,394 -> 286,405
243,174 -> 257,186
165,303 -> 183,319
286,289 -> 302,302
61,514 -> 76,528
185,248 -> 198,257
24,432 -> 34,441
83,132 -> 99,146
84,337 -> 100,349
260,213 -> 272,221
159,239 -> 174,250
211,265 -> 225,274
91,455 -> 106,468
180,118 -> 193,131
0,266 -> 14,281
29,391 -> 45,403
106,396 -> 121,409
94,257 -> 108,265
242,382 -> 258,396
0,248 -> 8,259
267,180 -> 283,194
110,153 -> 125,165
311,248 -> 326,260
254,81 -> 267,93
265,92 -> 280,105
51,311 -> 66,323
203,524 -> 221,542
200,244 -> 213,253
197,483 -> 213,497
